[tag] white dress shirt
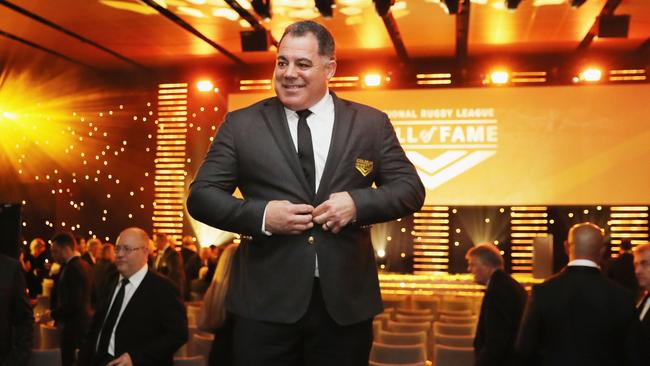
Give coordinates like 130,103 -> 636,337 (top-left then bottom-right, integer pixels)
261,91 -> 335,277
98,264 -> 148,356
567,259 -> 600,269
639,291 -> 650,321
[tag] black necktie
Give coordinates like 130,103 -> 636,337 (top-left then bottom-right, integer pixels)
97,278 -> 129,354
296,109 -> 315,197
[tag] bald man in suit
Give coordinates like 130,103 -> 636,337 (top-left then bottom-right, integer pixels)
516,222 -> 641,366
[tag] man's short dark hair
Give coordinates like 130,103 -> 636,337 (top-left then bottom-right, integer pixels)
51,232 -> 76,249
280,20 -> 335,59
466,243 -> 504,269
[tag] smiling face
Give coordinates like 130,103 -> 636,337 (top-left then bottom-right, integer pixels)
273,32 -> 336,111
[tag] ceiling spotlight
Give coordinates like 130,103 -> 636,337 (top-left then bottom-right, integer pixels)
570,0 -> 587,8
251,0 -> 271,19
373,0 -> 395,17
363,73 -> 382,87
489,70 -> 509,84
315,0 -> 335,17
196,80 -> 214,92
579,68 -> 602,82
506,0 -> 522,10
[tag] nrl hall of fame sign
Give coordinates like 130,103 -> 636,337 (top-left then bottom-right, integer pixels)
386,107 -> 498,190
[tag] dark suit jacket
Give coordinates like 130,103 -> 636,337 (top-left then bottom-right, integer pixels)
91,259 -> 117,310
516,265 -> 641,366
639,294 -> 650,361
474,269 -> 527,366
78,270 -> 188,366
180,247 -> 201,300
81,252 -> 96,267
155,247 -> 185,296
605,252 -> 638,294
187,93 -> 425,325
52,256 -> 93,363
0,254 -> 34,366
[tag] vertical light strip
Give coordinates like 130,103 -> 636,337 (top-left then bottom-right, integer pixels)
154,83 -> 188,243
412,205 -> 450,274
509,206 -> 548,274
608,206 -> 649,256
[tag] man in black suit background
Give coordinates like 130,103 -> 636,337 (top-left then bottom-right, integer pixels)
516,222 -> 641,366
187,20 -> 424,365
466,243 -> 527,366
78,227 -> 187,366
0,253 -> 34,366
153,233 -> 185,296
606,239 -> 639,295
40,232 -> 93,366
633,242 -> 650,361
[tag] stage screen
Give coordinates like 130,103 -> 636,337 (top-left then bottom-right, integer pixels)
228,84 -> 650,205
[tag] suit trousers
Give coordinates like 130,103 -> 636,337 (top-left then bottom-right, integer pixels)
232,278 -> 373,366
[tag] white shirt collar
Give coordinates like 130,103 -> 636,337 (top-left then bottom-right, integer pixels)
567,259 -> 600,269
120,263 -> 148,286
285,90 -> 332,118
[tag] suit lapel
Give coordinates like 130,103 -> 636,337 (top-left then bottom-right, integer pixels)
315,92 -> 356,203
260,98 -> 312,203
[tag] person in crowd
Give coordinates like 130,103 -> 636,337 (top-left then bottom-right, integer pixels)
24,238 -> 49,298
187,20 -> 424,365
92,243 -> 118,310
180,235 -> 201,301
633,242 -> 650,361
78,227 -> 188,366
606,238 -> 639,295
153,233 -> 185,296
40,232 -> 93,366
201,243 -> 238,366
0,253 -> 34,366
466,243 -> 527,366
82,238 -> 103,267
76,235 -> 87,256
516,222 -> 641,366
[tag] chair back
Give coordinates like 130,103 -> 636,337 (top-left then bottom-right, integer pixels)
28,348 -> 62,366
369,342 -> 427,364
395,313 -> 435,323
433,322 -> 475,337
40,324 -> 61,349
173,355 -> 206,366
434,334 -> 474,348
441,297 -> 473,312
376,330 -> 427,346
387,320 -> 431,334
396,308 -> 433,316
437,309 -> 472,317
191,333 -> 213,360
438,315 -> 477,324
433,344 -> 474,366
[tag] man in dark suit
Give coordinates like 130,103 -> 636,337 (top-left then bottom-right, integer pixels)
153,233 -> 185,296
82,238 -> 102,268
40,232 -> 93,366
180,236 -> 201,301
78,227 -> 188,366
0,253 -> 34,366
187,20 -> 424,365
606,239 -> 639,295
466,243 -> 527,366
516,222 -> 641,366
633,242 -> 650,361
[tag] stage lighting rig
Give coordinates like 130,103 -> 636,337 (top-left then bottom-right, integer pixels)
315,0 -> 334,17
251,0 -> 271,19
506,0 -> 522,10
373,0 -> 395,17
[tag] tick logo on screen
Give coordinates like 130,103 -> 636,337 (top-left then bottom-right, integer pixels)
388,108 -> 498,190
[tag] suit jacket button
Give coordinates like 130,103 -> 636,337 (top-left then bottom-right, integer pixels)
308,236 -> 315,245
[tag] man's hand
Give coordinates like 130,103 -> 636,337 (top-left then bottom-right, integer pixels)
313,192 -> 357,234
265,200 -> 314,235
108,353 -> 133,366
